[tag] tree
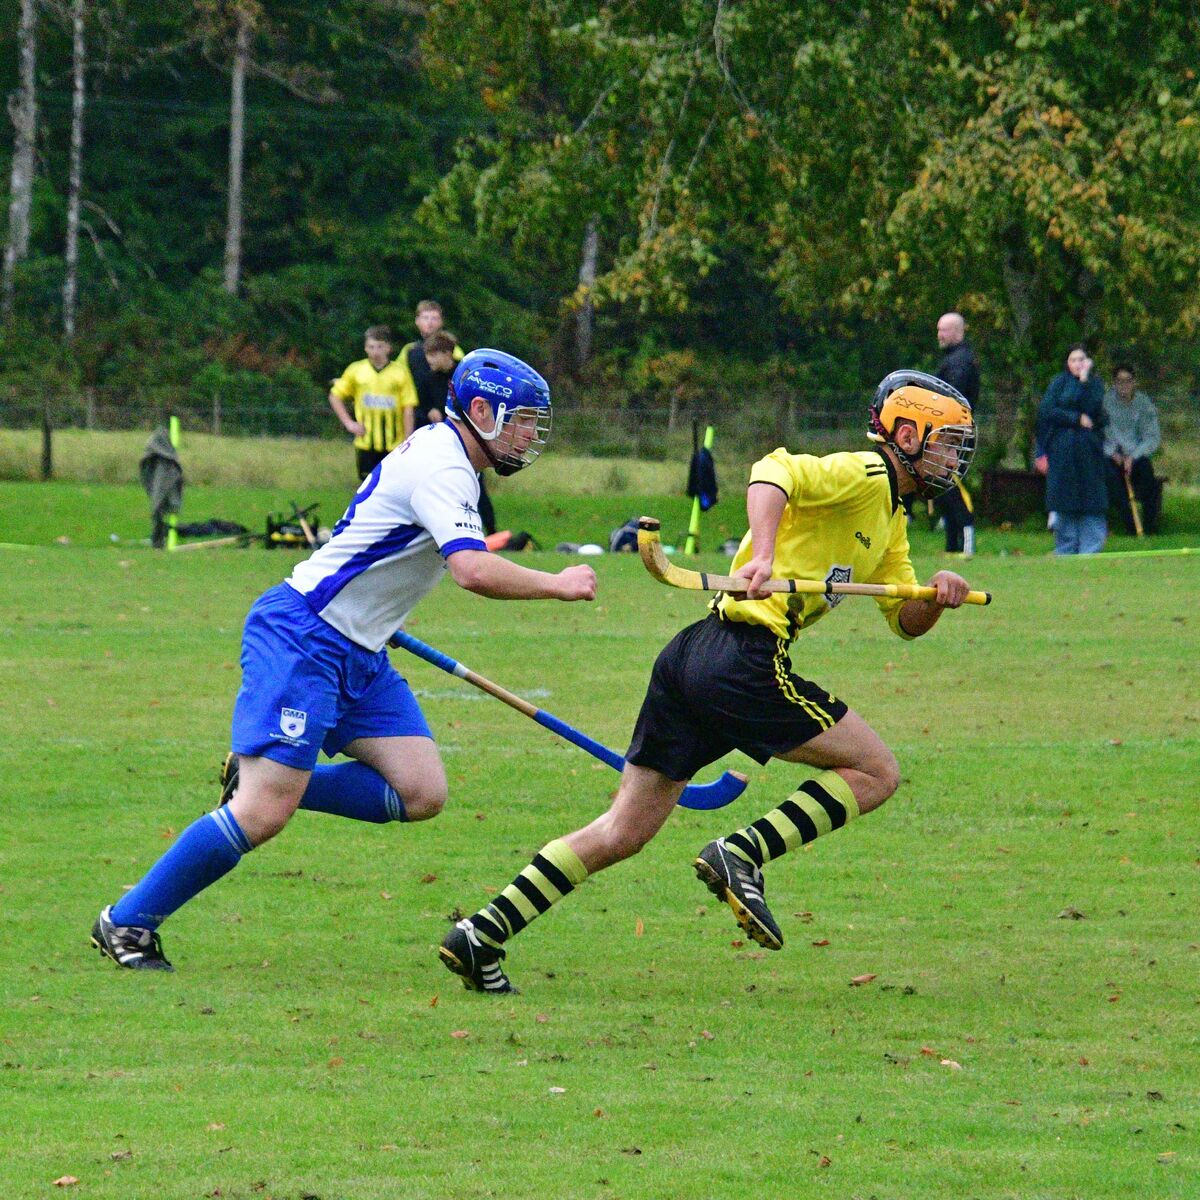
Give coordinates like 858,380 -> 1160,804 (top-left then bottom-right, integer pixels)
3,0 -> 39,319
192,0 -> 338,296
222,1 -> 251,293
418,0 -> 1200,395
62,0 -> 86,339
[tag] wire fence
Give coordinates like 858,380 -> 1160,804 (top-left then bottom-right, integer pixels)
1,383 -> 1014,460
2,383 -> 1196,467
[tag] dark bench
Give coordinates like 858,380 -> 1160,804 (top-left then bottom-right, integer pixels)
979,466 -> 1166,527
979,468 -> 1045,524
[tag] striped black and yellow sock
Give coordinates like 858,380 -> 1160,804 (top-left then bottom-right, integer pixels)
724,770 -> 860,869
469,838 -> 588,949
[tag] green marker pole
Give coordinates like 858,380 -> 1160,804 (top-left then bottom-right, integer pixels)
167,414 -> 180,551
684,425 -> 715,557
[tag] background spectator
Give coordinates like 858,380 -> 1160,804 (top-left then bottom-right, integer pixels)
933,312 -> 981,555
1037,345 -> 1108,555
1103,364 -> 1162,534
417,329 -> 460,428
402,301 -> 464,429
328,325 -> 415,480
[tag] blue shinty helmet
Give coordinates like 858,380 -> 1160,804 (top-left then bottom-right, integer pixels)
447,349 -> 552,475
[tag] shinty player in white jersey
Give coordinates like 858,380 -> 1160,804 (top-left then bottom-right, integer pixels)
91,350 -> 595,971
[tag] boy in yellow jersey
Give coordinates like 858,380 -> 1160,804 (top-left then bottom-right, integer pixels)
328,325 -> 417,480
440,370 -> 979,994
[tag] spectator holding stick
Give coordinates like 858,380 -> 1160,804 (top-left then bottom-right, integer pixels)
1103,364 -> 1162,535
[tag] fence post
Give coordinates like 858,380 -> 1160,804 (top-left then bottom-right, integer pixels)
40,396 -> 53,480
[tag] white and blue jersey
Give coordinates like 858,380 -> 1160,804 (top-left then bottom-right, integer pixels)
230,421 -> 485,769
288,422 -> 487,652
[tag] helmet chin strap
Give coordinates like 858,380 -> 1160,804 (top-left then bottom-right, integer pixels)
457,411 -> 522,476
882,436 -> 930,497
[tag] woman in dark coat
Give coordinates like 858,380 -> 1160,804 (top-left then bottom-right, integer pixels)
1037,345 -> 1108,554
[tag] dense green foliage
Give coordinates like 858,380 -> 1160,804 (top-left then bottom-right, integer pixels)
1,1 -> 1198,427
1,493 -> 1198,1197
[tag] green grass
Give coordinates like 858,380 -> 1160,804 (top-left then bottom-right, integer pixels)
1,486 -> 1198,1199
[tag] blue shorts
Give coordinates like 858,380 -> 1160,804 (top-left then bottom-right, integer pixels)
230,583 -> 432,771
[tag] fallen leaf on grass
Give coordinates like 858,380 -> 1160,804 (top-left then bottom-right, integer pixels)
849,974 -> 877,987
1146,1091 -> 1166,1102
593,1108 -> 607,1118
535,1013 -> 548,1024
941,1059 -> 963,1070
812,938 -> 830,947
699,1030 -> 715,1040
327,1056 -> 344,1068
420,873 -> 437,884
1057,906 -> 1086,920
920,1047 -> 938,1057
53,1178 -> 79,1188
379,891 -> 393,901
1158,1152 -> 1176,1163
205,1123 -> 226,1132
635,918 -> 644,937
110,1150 -> 133,1162
450,1030 -> 469,1039
429,995 -> 438,1008
817,1156 -> 832,1168
548,1086 -> 566,1094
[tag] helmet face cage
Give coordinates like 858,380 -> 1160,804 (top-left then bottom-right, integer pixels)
867,370 -> 975,497
918,421 -> 976,495
447,349 -> 552,475
491,401 -> 552,476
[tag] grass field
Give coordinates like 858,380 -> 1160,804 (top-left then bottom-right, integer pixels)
2,480 -> 1198,1199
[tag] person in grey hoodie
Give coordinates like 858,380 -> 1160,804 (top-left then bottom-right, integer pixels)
1103,364 -> 1162,534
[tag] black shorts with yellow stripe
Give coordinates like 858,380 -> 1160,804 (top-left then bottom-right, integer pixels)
625,614 -> 848,782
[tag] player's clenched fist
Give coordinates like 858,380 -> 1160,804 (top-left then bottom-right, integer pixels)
557,564 -> 597,601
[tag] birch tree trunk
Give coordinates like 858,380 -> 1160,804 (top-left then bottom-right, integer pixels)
574,217 -> 598,370
63,0 -> 87,341
222,8 -> 251,296
2,0 -> 39,320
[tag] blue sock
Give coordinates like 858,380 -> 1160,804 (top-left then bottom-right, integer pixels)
110,808 -> 251,930
299,761 -> 406,823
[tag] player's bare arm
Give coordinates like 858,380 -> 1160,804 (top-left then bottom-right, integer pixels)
448,547 -> 596,601
733,481 -> 787,599
897,569 -> 971,636
329,391 -> 364,437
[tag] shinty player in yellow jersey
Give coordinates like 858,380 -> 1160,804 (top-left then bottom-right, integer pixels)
328,325 -> 417,481
439,370 -> 979,995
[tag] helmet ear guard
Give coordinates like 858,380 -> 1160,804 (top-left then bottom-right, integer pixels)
868,369 -> 975,497
447,349 -> 552,476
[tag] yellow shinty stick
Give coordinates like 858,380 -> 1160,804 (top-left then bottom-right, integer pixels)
1123,469 -> 1145,538
637,517 -> 992,606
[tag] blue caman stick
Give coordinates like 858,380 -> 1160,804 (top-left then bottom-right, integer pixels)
389,630 -> 747,811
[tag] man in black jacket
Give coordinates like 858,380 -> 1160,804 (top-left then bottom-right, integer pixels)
934,312 -> 981,554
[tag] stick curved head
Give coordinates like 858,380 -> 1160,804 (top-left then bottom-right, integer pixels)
678,770 -> 748,810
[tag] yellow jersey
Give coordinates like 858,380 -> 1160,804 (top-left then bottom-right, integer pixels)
330,357 -> 417,452
714,448 -> 918,641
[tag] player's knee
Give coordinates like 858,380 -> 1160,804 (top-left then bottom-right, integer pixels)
402,777 -> 447,822
871,748 -> 901,805
234,799 -> 296,846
